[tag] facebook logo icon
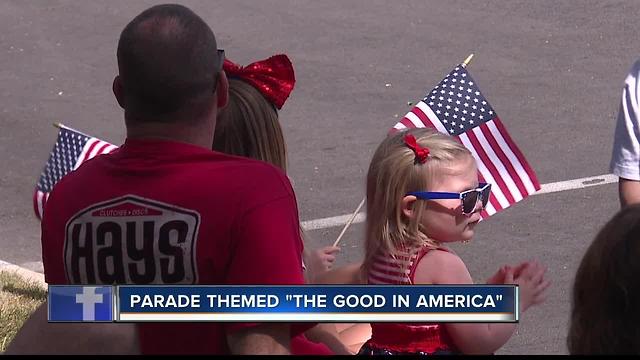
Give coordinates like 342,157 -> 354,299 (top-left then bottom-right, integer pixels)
48,286 -> 113,322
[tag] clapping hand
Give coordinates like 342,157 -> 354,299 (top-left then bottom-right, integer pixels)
487,261 -> 550,313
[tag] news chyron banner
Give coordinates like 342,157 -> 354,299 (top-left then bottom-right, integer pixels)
48,285 -> 518,323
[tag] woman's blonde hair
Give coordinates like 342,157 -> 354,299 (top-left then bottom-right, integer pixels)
212,78 -> 287,172
362,127 -> 472,276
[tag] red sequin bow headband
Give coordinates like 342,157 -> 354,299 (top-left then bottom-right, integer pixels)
223,54 -> 296,110
404,134 -> 430,164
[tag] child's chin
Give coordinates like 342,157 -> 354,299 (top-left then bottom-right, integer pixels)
461,228 -> 476,240
467,218 -> 481,227
465,221 -> 480,232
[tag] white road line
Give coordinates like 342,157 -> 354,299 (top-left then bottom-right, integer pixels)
300,173 -> 619,231
5,174 -> 620,273
303,213 -> 367,231
537,173 -> 617,195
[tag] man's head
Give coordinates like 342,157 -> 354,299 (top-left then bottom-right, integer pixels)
113,4 -> 227,124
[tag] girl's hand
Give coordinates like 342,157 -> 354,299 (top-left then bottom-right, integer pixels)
504,261 -> 551,313
306,246 -> 341,275
485,265 -> 513,284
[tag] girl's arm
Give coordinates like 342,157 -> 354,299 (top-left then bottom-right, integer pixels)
314,262 -> 364,285
304,324 -> 354,355
413,251 -> 521,355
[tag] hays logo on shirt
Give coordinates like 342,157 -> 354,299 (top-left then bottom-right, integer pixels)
63,195 -> 201,285
48,285 -> 113,322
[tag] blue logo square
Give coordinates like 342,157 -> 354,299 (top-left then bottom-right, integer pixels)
48,286 -> 113,322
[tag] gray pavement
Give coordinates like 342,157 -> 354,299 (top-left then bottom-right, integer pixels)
1,0 -> 637,354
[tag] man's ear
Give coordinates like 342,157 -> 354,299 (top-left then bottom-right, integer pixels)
112,76 -> 125,109
216,71 -> 229,109
401,195 -> 418,220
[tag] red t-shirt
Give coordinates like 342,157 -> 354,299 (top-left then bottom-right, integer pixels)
41,138 -> 331,354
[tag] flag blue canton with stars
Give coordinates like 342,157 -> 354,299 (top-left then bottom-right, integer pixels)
425,66 -> 496,135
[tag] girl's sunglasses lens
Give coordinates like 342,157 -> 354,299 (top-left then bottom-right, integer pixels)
461,192 -> 479,214
481,185 -> 491,208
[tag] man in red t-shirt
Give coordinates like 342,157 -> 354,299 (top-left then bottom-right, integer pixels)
14,4 -> 331,355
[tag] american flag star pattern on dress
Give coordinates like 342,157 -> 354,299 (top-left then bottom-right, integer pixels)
392,64 -> 541,219
34,125 -> 118,219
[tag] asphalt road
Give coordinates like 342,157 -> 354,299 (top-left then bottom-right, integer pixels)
1,0 -> 638,354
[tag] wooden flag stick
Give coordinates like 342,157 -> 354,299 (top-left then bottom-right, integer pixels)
333,197 -> 365,247
53,122 -> 62,129
461,53 -> 474,68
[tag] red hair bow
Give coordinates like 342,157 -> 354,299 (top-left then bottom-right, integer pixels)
223,54 -> 295,110
404,134 -> 430,164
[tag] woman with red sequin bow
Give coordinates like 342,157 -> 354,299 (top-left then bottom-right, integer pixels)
212,53 -> 350,355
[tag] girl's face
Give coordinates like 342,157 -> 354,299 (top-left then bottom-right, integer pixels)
419,155 -> 483,243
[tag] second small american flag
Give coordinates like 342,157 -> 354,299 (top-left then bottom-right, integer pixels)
34,125 -> 117,219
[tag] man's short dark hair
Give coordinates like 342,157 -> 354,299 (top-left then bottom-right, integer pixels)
117,4 -> 221,122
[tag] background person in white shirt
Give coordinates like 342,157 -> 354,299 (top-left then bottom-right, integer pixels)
611,59 -> 640,207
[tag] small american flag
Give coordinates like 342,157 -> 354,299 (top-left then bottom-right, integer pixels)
393,64 -> 541,218
34,125 -> 118,219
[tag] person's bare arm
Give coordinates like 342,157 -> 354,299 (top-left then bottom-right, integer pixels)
226,324 -> 291,355
6,301 -> 140,355
336,323 -> 371,354
6,303 -> 51,354
413,252 -> 548,355
304,323 -> 353,355
314,263 -> 363,285
619,177 -> 640,207
414,253 -> 515,354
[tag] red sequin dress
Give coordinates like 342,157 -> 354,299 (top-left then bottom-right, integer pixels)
359,246 -> 460,355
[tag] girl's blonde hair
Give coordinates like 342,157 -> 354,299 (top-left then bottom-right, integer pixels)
212,78 -> 287,172
362,127 -> 472,276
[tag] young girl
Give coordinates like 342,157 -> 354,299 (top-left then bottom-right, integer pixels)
358,127 -> 550,355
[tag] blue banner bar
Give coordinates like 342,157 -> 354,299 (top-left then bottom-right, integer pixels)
48,285 -> 517,323
117,285 -> 517,323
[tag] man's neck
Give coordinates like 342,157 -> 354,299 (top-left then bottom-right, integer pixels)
125,118 -> 215,150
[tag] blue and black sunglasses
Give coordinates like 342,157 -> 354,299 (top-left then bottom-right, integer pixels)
406,183 -> 492,215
